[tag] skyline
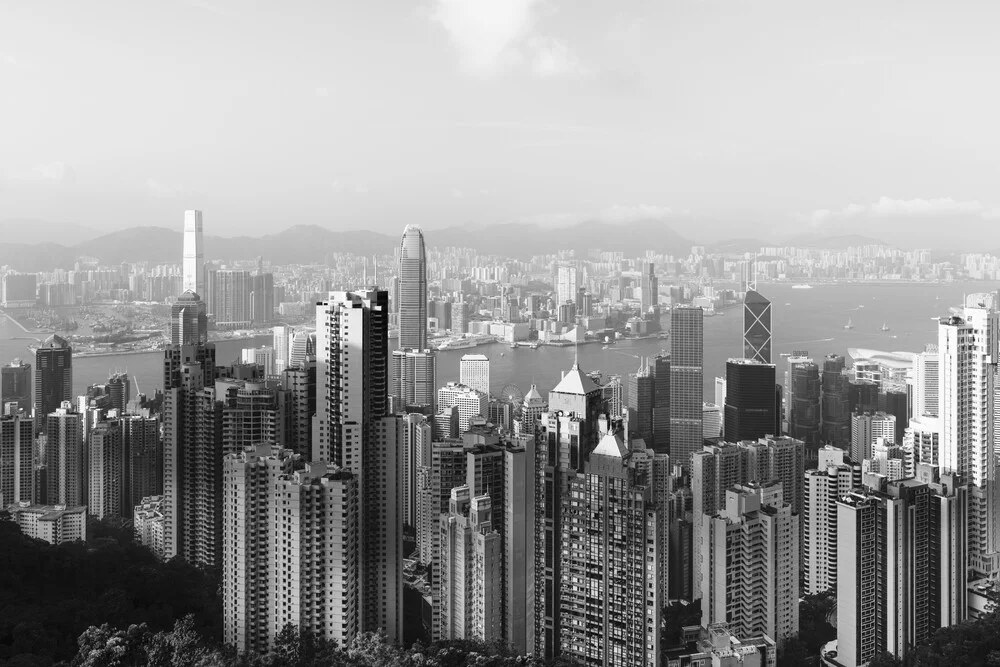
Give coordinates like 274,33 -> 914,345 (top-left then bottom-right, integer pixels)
4,1 -> 1000,242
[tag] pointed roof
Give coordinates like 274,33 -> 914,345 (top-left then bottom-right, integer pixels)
524,383 -> 543,403
551,362 -> 600,396
592,431 -> 628,458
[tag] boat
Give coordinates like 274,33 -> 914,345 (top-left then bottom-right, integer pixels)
881,323 -> 890,332
784,302 -> 792,306
510,341 -> 519,349
602,345 -> 610,350
791,284 -> 813,290
844,318 -> 854,330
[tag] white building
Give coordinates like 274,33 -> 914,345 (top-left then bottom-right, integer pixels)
702,402 -> 722,439
7,502 -> 87,544
905,415 -> 941,468
241,346 -> 275,375
182,210 -> 204,296
913,344 -> 939,417
515,384 -> 546,437
459,354 -> 490,397
850,411 -> 895,463
272,325 -> 292,373
134,495 -> 165,559
88,421 -> 122,520
437,382 -> 487,434
803,447 -> 860,595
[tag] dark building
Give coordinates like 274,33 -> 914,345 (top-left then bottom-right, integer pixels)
107,373 -> 130,415
626,361 -> 654,448
280,362 -> 315,457
34,334 -> 72,434
743,289 -> 772,364
881,390 -> 908,444
164,293 -> 216,391
849,380 -> 879,416
670,306 -> 704,472
170,290 -> 209,346
0,360 -> 32,416
651,353 -> 671,452
724,358 -> 777,442
790,362 -> 822,456
121,414 -> 161,511
251,272 -> 274,325
821,354 -> 850,446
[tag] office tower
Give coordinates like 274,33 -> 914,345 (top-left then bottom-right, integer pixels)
882,389 -> 908,444
670,306 -> 704,472
313,289 -> 401,640
106,372 -> 129,415
803,447 -> 861,595
640,262 -> 658,312
208,270 -> 254,329
700,484 -> 799,646
170,290 -> 209,345
516,384 -> 547,437
714,377 -> 727,414
162,358 -> 224,568
789,362 -> 821,453
939,303 -> 1000,578
121,414 -> 161,512
391,349 -> 437,414
280,363 -> 315,456
88,421 -> 123,520
626,359 -> 654,446
783,352 -> 812,426
913,344 -> 940,417
820,354 -> 850,446
287,330 -> 315,369
460,354 -> 490,397
402,413 -> 431,528
848,380 -> 879,415
0,360 -> 31,416
504,436 -> 535,654
221,381 -> 279,454
164,294 -> 215,391
34,334 -> 72,433
702,403 -> 722,438
743,288 -> 772,363
724,358 -> 776,443
557,427 -> 661,667
250,272 -> 274,325
223,446 -> 359,654
669,487 -> 694,601
7,503 -> 87,545
650,354 -> 671,451
556,264 -> 578,305
600,375 -> 625,420
837,472 -> 968,667
399,225 -> 428,350
272,325 -> 292,373
850,411 -> 896,463
134,495 -> 165,558
0,414 -> 34,506
182,210 -> 204,296
438,487 -> 503,642
44,403 -> 84,506
437,382 -> 487,434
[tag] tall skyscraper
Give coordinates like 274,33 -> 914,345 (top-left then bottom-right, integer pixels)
1,360 -> 32,416
743,289 -> 772,364
723,358 -> 776,443
44,402 -> 84,506
88,421 -> 123,520
504,436 -> 536,654
803,447 -> 861,595
556,264 -> 578,306
913,343 -> 940,418
670,305 -> 704,472
460,354 -> 490,397
626,359 -> 654,446
313,289 -> 401,640
640,262 -> 658,312
516,384 -> 547,438
272,324 -> 292,373
182,210 -> 204,296
790,361 -> 822,454
170,290 -> 209,346
651,354 -> 671,451
121,414 -> 161,513
34,334 -> 72,433
821,354 -> 850,446
700,483 -> 799,647
207,270 -> 254,329
398,225 -> 428,350
401,413 -> 432,528
0,414 -> 34,506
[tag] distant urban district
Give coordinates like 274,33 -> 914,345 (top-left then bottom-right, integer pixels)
1,212 -> 1000,667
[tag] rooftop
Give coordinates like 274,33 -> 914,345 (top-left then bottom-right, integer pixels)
551,363 -> 600,395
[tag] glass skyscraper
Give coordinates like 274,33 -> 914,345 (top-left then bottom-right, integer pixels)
670,306 -> 704,472
743,289 -> 772,364
398,225 -> 427,350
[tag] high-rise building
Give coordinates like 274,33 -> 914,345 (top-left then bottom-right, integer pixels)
164,295 -> 216,392
121,414 -> 161,512
208,270 -> 254,329
651,354 -> 671,451
702,402 -> 722,439
182,210 -> 204,296
783,352 -> 812,427
88,421 -> 123,520
938,302 -> 1000,578
280,363 -> 315,456
437,382 -> 487,435
504,436 -> 535,654
272,324 -> 292,373
240,346 -> 275,375
0,360 -> 32,416
34,334 -> 72,433
905,415 -> 941,468
821,354 -> 850,446
848,380 -> 879,416
44,402 -> 84,506
743,289 -> 772,364
556,264 -> 578,306
789,362 -> 821,454
0,414 -> 34,506
700,483 -> 798,647
390,349 -> 437,415
313,289 -> 401,640
250,272 -> 274,325
398,225 -> 428,350
850,411 -> 896,464
134,495 -> 165,559
223,446 -> 360,654
837,470 -> 968,667
401,413 -> 432,528
558,427 -> 662,666
220,380 -> 280,454
460,354 -> 490,397
287,330 -> 315,369
170,291 -> 208,346
516,384 -> 547,438
913,344 -> 940,418
803,447 -> 861,595
670,306 -> 704,472
640,262 -> 658,313
626,359 -> 654,446
724,358 -> 776,443
438,487 -> 503,643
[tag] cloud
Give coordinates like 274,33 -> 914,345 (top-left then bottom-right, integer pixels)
31,162 -> 74,182
5,55 -> 17,66
315,87 -> 330,98
146,178 -> 184,198
429,0 -> 586,78
806,196 -> 998,228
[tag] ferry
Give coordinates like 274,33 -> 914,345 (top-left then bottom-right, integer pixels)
844,318 -> 854,330
436,334 -> 495,351
791,284 -> 813,290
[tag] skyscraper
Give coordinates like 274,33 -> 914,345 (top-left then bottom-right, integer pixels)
743,289 -> 772,364
790,362 -> 822,454
0,414 -> 34,506
44,403 -> 84,506
207,270 -> 254,329
182,210 -> 204,296
313,289 -> 401,640
821,354 -> 850,446
803,447 -> 861,595
1,360 -> 31,416
398,225 -> 428,350
460,354 -> 490,397
170,291 -> 209,346
626,359 -> 654,446
849,411 -> 897,464
272,324 -> 292,373
723,358 -> 776,443
913,344 -> 940,418
670,306 -> 704,472
34,334 -> 72,433
651,353 -> 671,451
437,382 -> 487,435
88,421 -> 123,520
640,262 -> 658,313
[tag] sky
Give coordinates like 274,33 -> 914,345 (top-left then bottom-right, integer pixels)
2,0 -> 1000,244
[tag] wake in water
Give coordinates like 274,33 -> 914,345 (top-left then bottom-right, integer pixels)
781,337 -> 836,346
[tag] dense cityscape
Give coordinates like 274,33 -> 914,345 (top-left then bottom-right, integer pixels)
1,209 -> 1000,667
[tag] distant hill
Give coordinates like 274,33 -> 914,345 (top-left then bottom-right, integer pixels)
780,233 -> 888,249
0,219 -> 96,245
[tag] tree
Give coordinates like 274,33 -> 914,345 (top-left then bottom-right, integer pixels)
867,652 -> 903,667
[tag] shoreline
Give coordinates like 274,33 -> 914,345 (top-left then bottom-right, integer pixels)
1,311 -> 48,337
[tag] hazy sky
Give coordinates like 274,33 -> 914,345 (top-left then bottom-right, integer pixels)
3,0 -> 1000,242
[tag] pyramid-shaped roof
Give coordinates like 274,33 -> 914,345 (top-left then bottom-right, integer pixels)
551,363 -> 599,396
592,431 -> 627,458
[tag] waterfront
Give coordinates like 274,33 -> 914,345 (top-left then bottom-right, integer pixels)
0,281 -> 994,400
